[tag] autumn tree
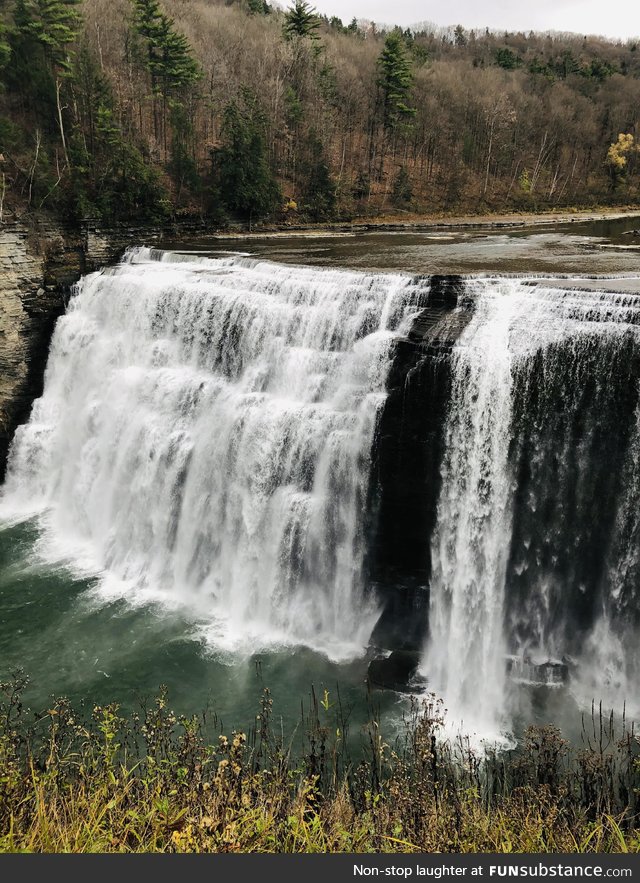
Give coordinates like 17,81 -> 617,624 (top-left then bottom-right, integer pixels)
606,133 -> 639,190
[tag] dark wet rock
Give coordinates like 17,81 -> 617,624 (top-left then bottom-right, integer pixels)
506,655 -> 570,686
367,649 -> 426,692
366,275 -> 474,652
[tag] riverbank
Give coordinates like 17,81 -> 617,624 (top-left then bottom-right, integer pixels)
208,205 -> 640,238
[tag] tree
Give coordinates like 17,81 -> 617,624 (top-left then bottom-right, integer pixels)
302,132 -> 336,219
7,0 -> 82,169
377,32 -> 415,133
132,0 -> 200,153
247,0 -> 271,14
213,92 -> 281,227
495,47 -> 521,70
606,133 -> 639,190
454,25 -> 467,48
392,165 -> 412,204
0,8 -> 12,75
24,0 -> 81,71
283,1 -> 320,41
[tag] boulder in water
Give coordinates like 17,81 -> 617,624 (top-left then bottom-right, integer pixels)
367,649 -> 426,692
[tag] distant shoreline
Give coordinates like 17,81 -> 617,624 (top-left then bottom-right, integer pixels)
206,205 -> 640,238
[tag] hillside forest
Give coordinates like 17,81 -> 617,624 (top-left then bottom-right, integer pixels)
0,0 -> 639,226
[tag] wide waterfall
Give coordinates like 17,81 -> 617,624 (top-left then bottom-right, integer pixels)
0,248 -> 423,660
2,248 -> 640,737
425,279 -> 640,735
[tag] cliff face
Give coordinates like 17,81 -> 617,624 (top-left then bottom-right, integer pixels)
367,276 -> 474,652
0,220 -> 141,480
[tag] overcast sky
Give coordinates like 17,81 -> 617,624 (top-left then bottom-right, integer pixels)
307,0 -> 640,40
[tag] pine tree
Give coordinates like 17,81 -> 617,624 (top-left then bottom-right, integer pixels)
26,0 -> 81,71
302,132 -> 336,220
377,31 -> 415,133
283,0 -> 320,40
392,165 -> 412,205
213,92 -> 280,227
131,0 -> 200,155
0,9 -> 11,74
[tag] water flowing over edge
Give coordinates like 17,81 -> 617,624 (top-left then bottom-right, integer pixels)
0,247 -> 425,663
425,278 -> 640,741
1,248 -> 639,742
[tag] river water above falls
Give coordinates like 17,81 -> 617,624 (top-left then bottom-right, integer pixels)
1,223 -> 639,746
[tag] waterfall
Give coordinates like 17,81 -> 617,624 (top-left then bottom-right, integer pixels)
424,280 -> 515,736
425,279 -> 640,735
2,248 -> 639,729
0,248 -> 422,660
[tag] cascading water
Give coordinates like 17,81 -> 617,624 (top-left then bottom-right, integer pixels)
0,248 -> 423,661
425,278 -> 640,736
424,280 -> 516,736
2,247 -> 640,736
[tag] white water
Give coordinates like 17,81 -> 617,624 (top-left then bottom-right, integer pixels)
424,280 -> 515,739
425,279 -> 640,739
0,248 -> 421,661
3,253 -> 640,733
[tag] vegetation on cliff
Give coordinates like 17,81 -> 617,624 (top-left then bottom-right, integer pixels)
1,673 -> 639,853
0,0 -> 639,225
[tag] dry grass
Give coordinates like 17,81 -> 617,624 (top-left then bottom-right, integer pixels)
1,674 -> 639,853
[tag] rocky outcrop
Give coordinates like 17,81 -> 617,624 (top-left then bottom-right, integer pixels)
367,276 -> 474,653
367,649 -> 426,692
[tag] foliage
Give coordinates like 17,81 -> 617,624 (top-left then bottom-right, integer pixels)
283,0 -> 319,41
301,131 -> 336,219
212,91 -> 281,224
20,0 -> 81,72
495,47 -> 521,70
377,31 -> 415,133
606,133 -> 639,190
352,170 -> 370,200
0,0 -> 639,224
246,0 -> 271,15
0,675 -> 639,853
132,0 -> 200,97
392,165 -> 412,205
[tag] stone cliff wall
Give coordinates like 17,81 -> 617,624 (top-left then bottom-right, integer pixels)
368,276 -> 474,651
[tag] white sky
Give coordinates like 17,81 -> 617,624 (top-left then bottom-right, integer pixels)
307,0 -> 640,40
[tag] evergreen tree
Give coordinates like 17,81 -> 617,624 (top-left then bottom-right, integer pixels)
246,0 -> 270,14
68,49 -> 170,222
302,132 -> 336,220
131,0 -> 200,155
283,0 -> 320,40
351,169 -> 370,200
213,92 -> 280,227
132,0 -> 200,97
0,8 -> 12,75
377,31 -> 415,133
392,165 -> 412,204
25,0 -> 81,71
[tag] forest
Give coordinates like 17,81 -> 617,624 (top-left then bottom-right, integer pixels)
0,0 -> 639,226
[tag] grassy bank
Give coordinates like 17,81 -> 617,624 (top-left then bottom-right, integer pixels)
1,674 -> 639,853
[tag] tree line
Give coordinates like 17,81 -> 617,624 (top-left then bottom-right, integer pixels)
0,0 -> 638,226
